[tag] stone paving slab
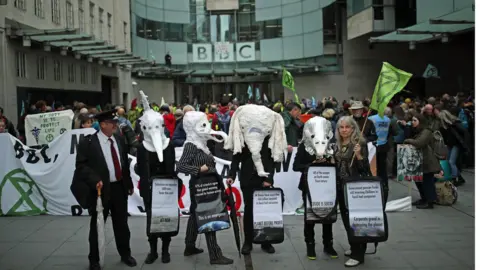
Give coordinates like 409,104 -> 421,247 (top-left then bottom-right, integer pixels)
0,174 -> 474,270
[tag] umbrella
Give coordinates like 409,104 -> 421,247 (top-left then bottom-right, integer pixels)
97,187 -> 106,267
227,183 -> 241,257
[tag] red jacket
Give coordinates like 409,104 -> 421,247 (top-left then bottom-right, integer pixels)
163,113 -> 176,138
211,106 -> 234,130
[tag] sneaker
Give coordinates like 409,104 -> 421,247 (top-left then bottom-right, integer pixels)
344,250 -> 352,256
161,252 -> 171,263
416,203 -> 434,209
306,243 -> 316,260
210,255 -> 234,265
345,258 -> 363,267
323,245 -> 338,258
144,253 -> 158,264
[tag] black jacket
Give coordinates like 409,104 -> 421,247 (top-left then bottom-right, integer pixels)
71,132 -> 133,209
136,142 -> 181,200
228,137 -> 275,189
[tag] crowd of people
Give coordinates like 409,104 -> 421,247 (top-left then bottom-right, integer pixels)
1,91 -> 474,270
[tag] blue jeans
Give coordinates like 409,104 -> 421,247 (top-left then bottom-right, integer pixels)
448,146 -> 459,178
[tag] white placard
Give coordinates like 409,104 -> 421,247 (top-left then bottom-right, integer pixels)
25,110 -> 74,146
150,178 -> 179,233
236,42 -> 255,62
306,166 -> 336,218
346,181 -> 385,237
253,189 -> 283,229
214,42 -> 234,62
192,44 -> 212,63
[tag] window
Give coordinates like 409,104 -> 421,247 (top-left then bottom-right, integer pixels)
78,0 -> 85,33
98,8 -> 104,40
14,0 -> 26,10
136,15 -> 188,42
66,1 -> 74,28
51,0 -> 60,24
107,13 -> 112,44
15,51 -> 27,78
89,2 -> 95,37
67,64 -> 76,83
237,10 -> 259,41
80,65 -> 87,84
145,19 -> 163,40
53,60 -> 62,81
91,66 -> 98,84
123,22 -> 128,50
136,16 -> 146,38
36,56 -> 46,80
210,14 -> 235,42
34,0 -> 45,18
261,19 -> 282,39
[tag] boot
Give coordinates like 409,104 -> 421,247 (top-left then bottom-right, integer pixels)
144,240 -> 159,264
323,244 -> 338,258
306,242 -> 316,260
241,242 -> 252,255
412,199 -> 425,206
210,255 -> 234,265
161,239 -> 171,264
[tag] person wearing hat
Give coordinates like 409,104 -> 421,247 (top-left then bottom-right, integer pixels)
349,101 -> 377,143
72,109 -> 137,270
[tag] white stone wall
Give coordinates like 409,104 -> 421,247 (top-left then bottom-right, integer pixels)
0,0 -> 133,125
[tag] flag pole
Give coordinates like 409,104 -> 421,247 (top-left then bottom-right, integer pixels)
349,109 -> 371,167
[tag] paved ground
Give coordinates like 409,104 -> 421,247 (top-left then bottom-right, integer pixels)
0,173 -> 474,270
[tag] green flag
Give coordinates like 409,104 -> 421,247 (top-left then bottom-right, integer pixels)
282,68 -> 299,103
370,62 -> 412,117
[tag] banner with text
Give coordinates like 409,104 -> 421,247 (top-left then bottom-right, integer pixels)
25,110 -> 74,146
0,129 -> 376,217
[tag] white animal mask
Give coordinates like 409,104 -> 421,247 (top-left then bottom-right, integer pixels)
138,91 -> 170,162
224,104 -> 288,177
183,111 -> 227,154
301,116 -> 334,158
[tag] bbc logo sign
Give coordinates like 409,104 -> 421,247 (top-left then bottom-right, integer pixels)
192,42 -> 255,63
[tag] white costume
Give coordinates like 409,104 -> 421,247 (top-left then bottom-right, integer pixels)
301,116 -> 334,158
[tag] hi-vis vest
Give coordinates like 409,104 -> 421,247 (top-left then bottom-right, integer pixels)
368,114 -> 391,146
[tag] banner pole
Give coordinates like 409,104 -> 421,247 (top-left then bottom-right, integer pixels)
350,109 -> 371,168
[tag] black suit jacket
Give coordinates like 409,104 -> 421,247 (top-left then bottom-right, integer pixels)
228,137 -> 275,189
71,132 -> 134,209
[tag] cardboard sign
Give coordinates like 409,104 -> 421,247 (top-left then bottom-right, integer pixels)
252,188 -> 284,244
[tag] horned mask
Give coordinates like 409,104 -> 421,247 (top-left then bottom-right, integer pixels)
138,91 -> 169,162
301,116 -> 334,158
224,104 -> 288,177
183,111 -> 227,154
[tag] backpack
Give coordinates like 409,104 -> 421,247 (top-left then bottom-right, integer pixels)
432,130 -> 448,160
216,111 -> 231,133
435,181 -> 458,206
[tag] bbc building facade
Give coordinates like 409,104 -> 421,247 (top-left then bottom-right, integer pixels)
131,0 -> 474,106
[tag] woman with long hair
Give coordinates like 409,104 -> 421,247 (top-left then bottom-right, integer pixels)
334,116 -> 372,267
403,113 -> 441,208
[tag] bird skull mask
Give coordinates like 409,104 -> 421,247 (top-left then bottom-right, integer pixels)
138,91 -> 169,162
302,116 -> 334,158
224,104 -> 288,177
183,111 -> 227,153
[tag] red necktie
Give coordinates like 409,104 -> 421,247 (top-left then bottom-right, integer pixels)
108,138 -> 122,181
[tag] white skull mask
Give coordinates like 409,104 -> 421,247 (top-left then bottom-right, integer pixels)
183,111 -> 227,154
302,116 -> 334,158
138,91 -> 170,162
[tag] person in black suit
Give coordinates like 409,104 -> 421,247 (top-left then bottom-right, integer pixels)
72,110 -> 137,270
227,137 -> 276,255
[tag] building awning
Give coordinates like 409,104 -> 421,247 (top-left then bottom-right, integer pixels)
369,6 -> 474,44
6,28 -> 152,67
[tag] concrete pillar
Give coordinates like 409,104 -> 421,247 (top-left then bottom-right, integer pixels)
234,84 -> 241,100
212,85 -> 219,103
188,85 -> 193,104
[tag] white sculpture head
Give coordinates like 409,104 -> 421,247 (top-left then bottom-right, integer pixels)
224,104 -> 288,177
183,111 -> 227,153
138,91 -> 170,162
301,116 -> 334,158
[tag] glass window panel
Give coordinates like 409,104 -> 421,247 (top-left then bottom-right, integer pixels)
210,14 -> 235,42
164,23 -> 184,41
136,15 -> 145,38
262,19 -> 282,39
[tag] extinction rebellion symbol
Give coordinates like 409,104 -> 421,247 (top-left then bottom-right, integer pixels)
0,168 -> 47,216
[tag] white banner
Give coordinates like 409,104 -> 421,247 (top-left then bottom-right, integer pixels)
0,129 -> 376,217
25,110 -> 74,146
346,181 -> 385,237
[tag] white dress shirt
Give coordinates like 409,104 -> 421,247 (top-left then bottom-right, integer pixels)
97,131 -> 122,182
